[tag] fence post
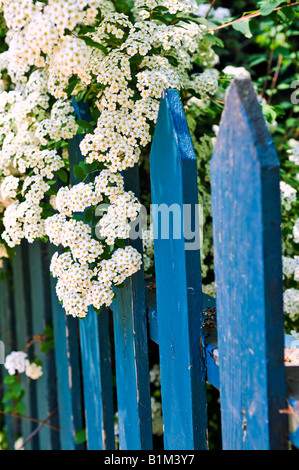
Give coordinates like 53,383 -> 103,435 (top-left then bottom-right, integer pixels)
210,78 -> 288,450
150,89 -> 208,450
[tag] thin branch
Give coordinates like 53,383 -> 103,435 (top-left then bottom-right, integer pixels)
209,2 -> 299,32
19,408 -> 59,449
205,0 -> 217,19
0,409 -> 59,432
262,48 -> 275,100
268,53 -> 283,104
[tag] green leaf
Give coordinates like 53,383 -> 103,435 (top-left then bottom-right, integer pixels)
73,165 -> 86,181
75,428 -> 87,445
65,76 -> 80,97
78,36 -> 108,54
56,169 -> 68,183
4,405 -> 16,413
205,34 -> 224,48
46,179 -> 57,186
12,383 -> 23,399
40,340 -> 54,354
165,55 -> 179,67
76,119 -> 95,133
2,391 -> 15,403
84,207 -> 94,224
277,6 -> 295,23
258,0 -> 286,16
4,375 -> 17,385
261,103 -> 278,124
232,19 -> 253,38
16,401 -> 26,415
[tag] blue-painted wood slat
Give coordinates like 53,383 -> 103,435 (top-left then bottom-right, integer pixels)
112,164 -> 153,450
0,259 -> 18,448
210,78 -> 288,450
11,244 -> 35,449
28,241 -> 59,449
149,89 -> 208,450
48,243 -> 84,450
68,98 -> 115,450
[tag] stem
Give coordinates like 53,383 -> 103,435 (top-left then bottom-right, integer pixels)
205,0 -> 217,19
268,53 -> 283,104
0,409 -> 59,432
19,408 -> 59,450
261,48 -> 275,100
210,2 -> 299,32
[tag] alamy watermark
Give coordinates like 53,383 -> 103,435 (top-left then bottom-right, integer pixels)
0,341 -> 5,364
95,203 -> 205,251
291,80 -> 299,105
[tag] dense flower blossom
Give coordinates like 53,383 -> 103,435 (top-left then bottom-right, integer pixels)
4,351 -> 28,375
4,351 -> 43,379
0,0 -> 296,325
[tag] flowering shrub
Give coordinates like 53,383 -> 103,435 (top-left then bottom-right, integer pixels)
0,0 -> 297,452
0,1 -> 297,323
0,0 -> 221,318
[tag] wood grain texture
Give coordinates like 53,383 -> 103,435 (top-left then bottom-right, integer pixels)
210,78 -> 288,450
149,89 -> 208,450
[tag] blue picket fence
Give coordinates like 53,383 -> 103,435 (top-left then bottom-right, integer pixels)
0,78 -> 298,450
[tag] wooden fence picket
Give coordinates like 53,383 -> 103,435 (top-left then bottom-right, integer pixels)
149,89 -> 208,450
112,164 -> 153,450
0,80 -> 298,451
11,244 -> 35,449
48,244 -> 84,450
210,78 -> 288,450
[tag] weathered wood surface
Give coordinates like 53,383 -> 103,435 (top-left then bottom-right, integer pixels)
150,89 -> 208,450
210,78 -> 288,450
112,164 -> 153,450
48,243 -> 84,450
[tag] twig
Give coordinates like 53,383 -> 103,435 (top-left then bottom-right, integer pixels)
0,409 -> 59,432
262,48 -> 275,100
18,408 -> 59,450
268,53 -> 283,104
205,0 -> 217,19
210,2 -> 299,32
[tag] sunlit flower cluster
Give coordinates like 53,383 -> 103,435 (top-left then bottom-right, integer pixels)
0,70 -> 78,249
4,351 -> 42,380
0,0 -> 218,319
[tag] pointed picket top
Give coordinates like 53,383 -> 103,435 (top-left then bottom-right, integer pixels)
210,78 -> 288,450
150,89 -> 208,450
211,78 -> 279,172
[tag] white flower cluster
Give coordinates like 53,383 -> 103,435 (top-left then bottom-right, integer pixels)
0,0 -> 115,82
280,181 -> 297,211
142,227 -> 154,272
283,256 -> 299,281
191,70 -> 218,99
288,139 -> 299,166
294,218 -> 299,244
284,288 -> 299,320
50,245 -> 141,318
70,9 -> 218,173
4,351 -> 43,379
44,171 -> 142,317
0,0 -> 219,319
0,70 -> 78,251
